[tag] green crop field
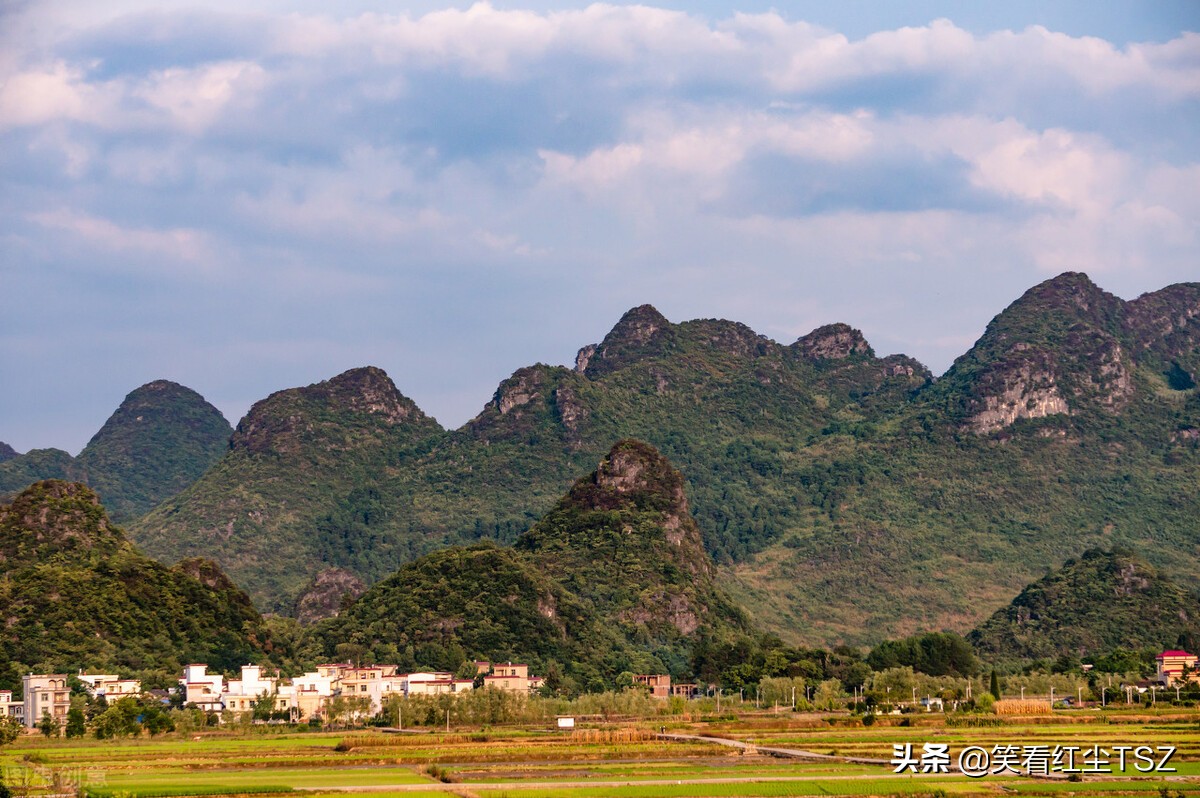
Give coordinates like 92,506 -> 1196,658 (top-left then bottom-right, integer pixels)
0,710 -> 1195,797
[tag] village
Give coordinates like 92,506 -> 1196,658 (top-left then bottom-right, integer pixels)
0,660 -> 545,730
1,650 -> 1196,733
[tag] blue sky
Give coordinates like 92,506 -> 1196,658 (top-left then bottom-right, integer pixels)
2,2 -> 1198,453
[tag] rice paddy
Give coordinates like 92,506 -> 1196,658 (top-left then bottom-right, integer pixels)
1,708 -> 1195,797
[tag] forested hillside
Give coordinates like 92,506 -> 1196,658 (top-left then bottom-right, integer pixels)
309,440 -> 755,688
129,273 -> 1200,647
0,481 -> 279,692
969,549 -> 1200,662
0,381 -> 232,522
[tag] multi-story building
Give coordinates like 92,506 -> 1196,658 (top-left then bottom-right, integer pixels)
76,673 -> 142,700
180,664 -> 225,712
22,674 -> 70,729
671,682 -> 699,699
403,672 -> 475,696
340,665 -> 401,716
291,669 -> 342,721
1156,650 -> 1198,685
483,663 -> 543,694
223,665 -> 279,715
0,690 -> 24,724
632,674 -> 672,698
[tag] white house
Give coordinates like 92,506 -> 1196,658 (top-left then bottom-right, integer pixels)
180,664 -> 224,712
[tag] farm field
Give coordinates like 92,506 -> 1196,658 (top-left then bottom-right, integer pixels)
0,710 -> 1195,797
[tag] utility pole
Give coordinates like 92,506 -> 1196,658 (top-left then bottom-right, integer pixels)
791,685 -> 796,710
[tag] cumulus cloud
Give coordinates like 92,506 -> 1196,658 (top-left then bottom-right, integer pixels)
1,1 -> 1198,450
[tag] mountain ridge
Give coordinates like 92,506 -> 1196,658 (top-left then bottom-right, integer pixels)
126,272 -> 1200,647
0,380 -> 233,522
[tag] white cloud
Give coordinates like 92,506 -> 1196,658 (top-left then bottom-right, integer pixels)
3,2 -> 1199,448
132,60 -> 268,133
0,62 -> 107,129
28,208 -> 215,267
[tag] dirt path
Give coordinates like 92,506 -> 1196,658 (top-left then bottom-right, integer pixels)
657,732 -> 893,765
295,772 -> 978,792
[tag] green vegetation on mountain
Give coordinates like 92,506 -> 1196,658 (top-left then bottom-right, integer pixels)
0,448 -> 78,494
731,274 -> 1200,645
0,481 -> 278,693
0,381 -> 232,523
135,367 -> 444,606
74,380 -> 233,521
133,312 -> 929,614
130,273 -> 1199,650
309,441 -> 754,687
968,548 -> 1200,662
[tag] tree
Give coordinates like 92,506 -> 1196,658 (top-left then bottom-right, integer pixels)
335,643 -> 368,667
252,690 -> 277,722
868,632 -> 977,677
0,716 -> 21,746
66,704 -> 86,738
813,678 -> 846,711
141,704 -> 175,736
37,711 -> 60,737
990,670 -> 1001,700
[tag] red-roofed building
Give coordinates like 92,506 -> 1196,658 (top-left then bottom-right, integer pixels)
1156,650 -> 1198,685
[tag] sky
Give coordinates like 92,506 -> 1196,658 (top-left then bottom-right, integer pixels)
2,1 -> 1198,454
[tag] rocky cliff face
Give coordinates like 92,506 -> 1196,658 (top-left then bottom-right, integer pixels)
492,366 -> 549,416
231,367 -> 434,455
794,323 -> 874,361
580,304 -> 674,378
942,272 -> 1190,434
518,440 -> 741,638
1124,282 -> 1200,386
294,567 -> 367,625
